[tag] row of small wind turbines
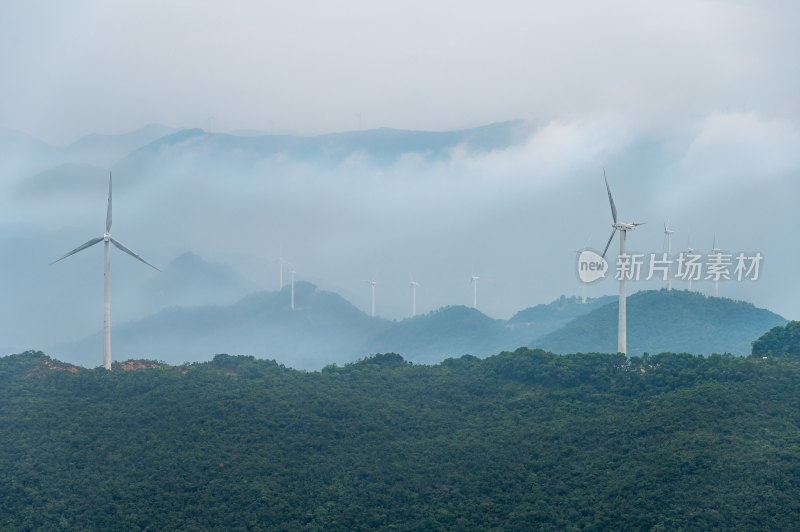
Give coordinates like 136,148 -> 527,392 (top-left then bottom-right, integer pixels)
277,261 -> 480,319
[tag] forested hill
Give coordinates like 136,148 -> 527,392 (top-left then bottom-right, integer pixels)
752,321 -> 800,358
533,289 -> 787,356
2,348 -> 800,530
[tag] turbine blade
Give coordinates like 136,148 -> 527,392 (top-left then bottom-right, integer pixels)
106,172 -> 112,233
603,169 -> 617,224
601,227 -> 617,259
50,236 -> 104,265
110,237 -> 161,271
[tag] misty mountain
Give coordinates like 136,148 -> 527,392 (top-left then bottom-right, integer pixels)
51,284 -> 607,370
52,283 -> 786,370
52,281 -> 393,369
507,294 -> 616,340
64,124 -> 179,167
366,305 -> 512,364
129,251 -> 259,312
532,289 -> 788,356
0,128 -> 62,181
113,120 -> 528,177
16,162 -> 109,197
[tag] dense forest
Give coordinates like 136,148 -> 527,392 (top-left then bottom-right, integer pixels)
2,342 -> 799,530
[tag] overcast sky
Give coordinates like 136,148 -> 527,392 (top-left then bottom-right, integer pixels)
2,1 -> 798,144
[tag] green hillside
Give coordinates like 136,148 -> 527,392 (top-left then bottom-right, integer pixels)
366,305 -> 511,364
2,348 -> 800,530
752,321 -> 800,358
533,289 -> 787,356
507,294 -> 615,339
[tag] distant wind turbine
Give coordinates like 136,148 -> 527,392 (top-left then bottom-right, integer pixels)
664,220 -> 675,290
278,254 -> 291,290
50,173 -> 160,370
710,234 -> 723,298
575,236 -> 591,304
601,170 -> 645,355
685,232 -> 695,291
367,280 -> 376,317
410,280 -> 420,317
290,269 -> 296,309
470,275 -> 479,309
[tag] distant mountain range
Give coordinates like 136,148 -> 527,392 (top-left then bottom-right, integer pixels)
50,278 -> 785,369
11,120 -> 529,200
3,124 -> 179,186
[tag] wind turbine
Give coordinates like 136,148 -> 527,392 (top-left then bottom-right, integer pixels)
410,280 -> 420,317
575,236 -> 591,303
278,254 -> 290,290
290,269 -> 296,309
664,221 -> 675,290
470,275 -> 479,309
685,232 -> 695,291
710,234 -> 723,297
51,173 -> 160,370
601,171 -> 645,355
367,280 -> 376,317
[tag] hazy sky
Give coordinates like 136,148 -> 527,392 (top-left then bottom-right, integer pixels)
0,1 -> 799,357
2,1 -> 798,144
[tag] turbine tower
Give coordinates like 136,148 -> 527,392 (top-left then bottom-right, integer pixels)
470,275 -> 479,309
685,233 -> 695,291
51,173 -> 160,370
410,280 -> 420,317
710,235 -> 723,297
664,221 -> 675,290
368,280 -> 376,317
290,269 -> 296,309
575,236 -> 591,303
601,171 -> 644,355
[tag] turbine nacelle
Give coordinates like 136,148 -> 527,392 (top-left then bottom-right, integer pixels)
613,222 -> 645,231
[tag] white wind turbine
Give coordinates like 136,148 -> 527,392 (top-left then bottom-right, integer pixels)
51,173 -> 160,370
601,171 -> 645,355
410,280 -> 420,317
710,234 -> 723,297
575,236 -> 591,304
685,232 -> 696,291
664,220 -> 675,290
470,275 -> 479,309
290,269 -> 296,309
367,280 -> 377,317
278,254 -> 290,290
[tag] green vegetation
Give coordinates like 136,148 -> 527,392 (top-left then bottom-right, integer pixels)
2,347 -> 800,530
534,289 -> 787,356
752,321 -> 800,359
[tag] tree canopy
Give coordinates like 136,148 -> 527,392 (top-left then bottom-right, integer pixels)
1,348 -> 799,530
